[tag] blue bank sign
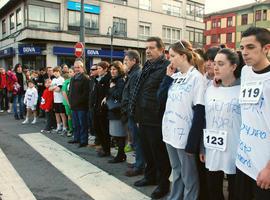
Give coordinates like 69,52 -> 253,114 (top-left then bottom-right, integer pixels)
18,46 -> 41,55
67,1 -> 100,14
0,47 -> 14,58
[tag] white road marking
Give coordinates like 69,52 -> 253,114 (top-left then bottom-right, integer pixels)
0,148 -> 36,200
20,133 -> 150,200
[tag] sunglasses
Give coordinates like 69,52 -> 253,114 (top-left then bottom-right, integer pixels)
90,68 -> 97,71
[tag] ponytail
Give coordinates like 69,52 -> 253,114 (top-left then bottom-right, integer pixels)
191,51 -> 205,75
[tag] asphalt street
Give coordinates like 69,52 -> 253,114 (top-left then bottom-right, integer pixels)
0,112 -> 158,200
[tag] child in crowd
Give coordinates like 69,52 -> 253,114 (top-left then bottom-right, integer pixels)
49,67 -> 67,134
40,79 -> 54,133
62,68 -> 74,137
22,80 -> 38,124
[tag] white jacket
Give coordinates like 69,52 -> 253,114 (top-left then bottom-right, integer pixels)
24,87 -> 38,107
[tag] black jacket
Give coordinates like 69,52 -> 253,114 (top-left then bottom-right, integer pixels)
88,77 -> 97,111
107,76 -> 125,120
69,73 -> 90,111
93,73 -> 111,116
135,56 -> 170,126
121,64 -> 141,116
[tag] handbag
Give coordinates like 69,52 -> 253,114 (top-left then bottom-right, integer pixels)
106,99 -> 121,111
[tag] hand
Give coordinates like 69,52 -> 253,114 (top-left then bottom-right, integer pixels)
110,82 -> 116,88
199,154 -> 205,163
45,109 -> 49,112
101,97 -> 106,105
257,166 -> 270,190
166,64 -> 176,76
213,77 -> 221,87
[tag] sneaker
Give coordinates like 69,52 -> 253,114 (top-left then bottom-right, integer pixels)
124,144 -> 134,153
0,110 -> 4,113
60,129 -> 67,136
67,131 -> 73,137
41,129 -> 51,134
7,109 -> 11,113
22,119 -> 29,124
31,118 -> 37,124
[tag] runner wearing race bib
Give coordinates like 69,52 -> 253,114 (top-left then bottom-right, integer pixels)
200,48 -> 243,200
235,27 -> 270,200
158,40 -> 206,200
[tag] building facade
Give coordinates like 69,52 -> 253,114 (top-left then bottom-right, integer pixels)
0,0 -> 205,70
204,0 -> 270,50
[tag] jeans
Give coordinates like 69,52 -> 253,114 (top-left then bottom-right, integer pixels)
128,117 -> 145,170
72,110 -> 88,144
0,88 -> 9,110
13,94 -> 24,116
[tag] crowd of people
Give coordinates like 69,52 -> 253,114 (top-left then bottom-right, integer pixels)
0,26 -> 270,200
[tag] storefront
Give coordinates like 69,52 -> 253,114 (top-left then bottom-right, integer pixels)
53,46 -> 125,70
0,47 -> 15,69
19,45 -> 46,70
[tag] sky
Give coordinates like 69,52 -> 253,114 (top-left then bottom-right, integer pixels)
205,0 -> 258,14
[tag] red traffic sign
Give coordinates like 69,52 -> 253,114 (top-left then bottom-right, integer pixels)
74,42 -> 84,58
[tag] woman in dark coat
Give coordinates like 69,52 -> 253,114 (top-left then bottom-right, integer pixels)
93,61 -> 111,157
106,61 -> 126,163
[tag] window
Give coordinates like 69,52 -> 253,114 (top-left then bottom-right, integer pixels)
255,10 -> 262,21
263,10 -> 267,21
212,20 -> 216,28
185,27 -> 204,48
162,1 -> 182,17
186,1 -> 204,22
2,19 -> 6,35
162,26 -> 181,44
139,22 -> 151,39
227,17 -> 233,27
16,8 -> 22,26
241,14 -> 248,25
139,0 -> 151,10
216,19 -> 221,27
211,34 -> 220,43
68,11 -> 99,34
113,0 -> 127,5
10,13 -> 15,30
28,4 -> 60,30
227,33 -> 232,43
113,17 -> 127,37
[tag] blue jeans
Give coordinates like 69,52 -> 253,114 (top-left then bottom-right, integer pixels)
72,110 -> 88,144
128,117 -> 145,170
13,94 -> 24,116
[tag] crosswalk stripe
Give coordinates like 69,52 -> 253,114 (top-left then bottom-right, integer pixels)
20,133 -> 150,200
0,148 -> 37,200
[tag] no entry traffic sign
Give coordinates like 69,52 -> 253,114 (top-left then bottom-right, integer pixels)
74,42 -> 84,58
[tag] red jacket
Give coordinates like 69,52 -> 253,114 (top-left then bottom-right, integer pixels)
6,71 -> 18,92
40,88 -> 54,111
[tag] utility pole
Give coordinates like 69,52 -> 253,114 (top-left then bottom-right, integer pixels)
80,0 -> 85,66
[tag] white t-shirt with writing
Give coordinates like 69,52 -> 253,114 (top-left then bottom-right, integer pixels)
236,65 -> 270,180
52,76 -> 64,103
162,67 -> 206,149
205,84 -> 241,174
24,87 -> 38,107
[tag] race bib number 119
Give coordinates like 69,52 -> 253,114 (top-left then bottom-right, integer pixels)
203,129 -> 227,152
239,81 -> 263,104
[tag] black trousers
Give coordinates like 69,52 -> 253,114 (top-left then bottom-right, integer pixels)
94,114 -> 110,154
206,170 -> 236,200
236,168 -> 270,200
139,124 -> 171,188
0,88 -> 9,110
197,159 -> 210,200
44,111 -> 53,131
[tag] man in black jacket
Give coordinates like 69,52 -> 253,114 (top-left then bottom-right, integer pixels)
130,37 -> 171,199
122,50 -> 145,177
68,59 -> 90,147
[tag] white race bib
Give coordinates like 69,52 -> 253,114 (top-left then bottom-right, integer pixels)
239,80 -> 263,104
204,129 -> 227,151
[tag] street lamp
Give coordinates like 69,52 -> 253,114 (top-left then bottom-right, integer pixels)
107,26 -> 115,64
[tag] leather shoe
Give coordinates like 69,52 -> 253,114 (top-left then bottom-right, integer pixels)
125,169 -> 143,177
134,178 -> 156,187
68,140 -> 79,144
78,143 -> 88,148
150,186 -> 170,199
